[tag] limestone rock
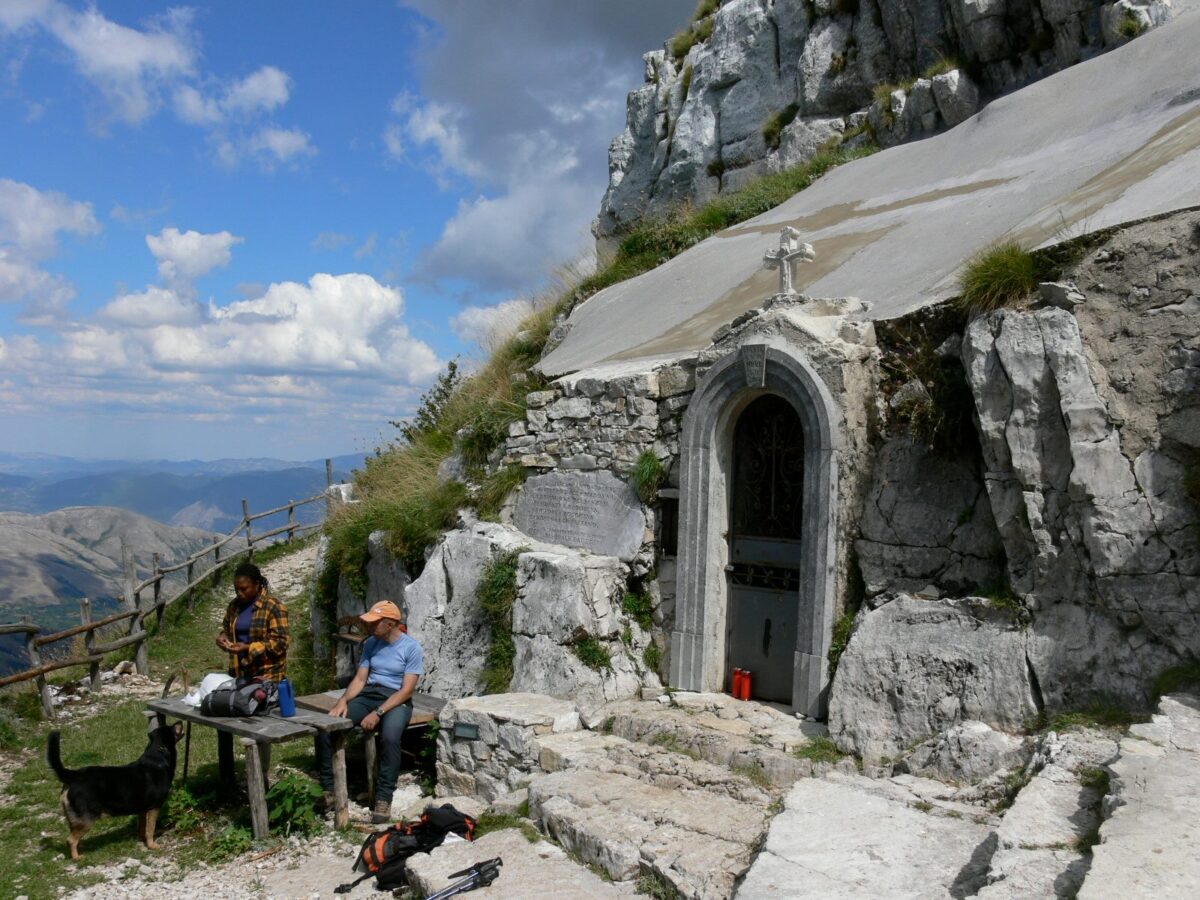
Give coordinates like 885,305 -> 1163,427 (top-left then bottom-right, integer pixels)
594,0 -> 1145,239
406,828 -> 633,899
828,594 -> 1039,763
737,776 -> 993,898
902,720 -> 1032,783
856,438 -> 1005,596
1079,693 -> 1200,898
528,767 -> 768,898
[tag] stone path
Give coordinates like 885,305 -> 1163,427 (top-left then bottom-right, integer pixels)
1078,693 -> 1200,899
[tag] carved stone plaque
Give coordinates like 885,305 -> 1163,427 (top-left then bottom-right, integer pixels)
514,470 -> 644,561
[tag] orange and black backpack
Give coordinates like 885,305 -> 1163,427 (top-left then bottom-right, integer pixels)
335,803 -> 477,893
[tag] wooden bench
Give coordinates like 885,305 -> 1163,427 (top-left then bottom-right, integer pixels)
296,689 -> 446,802
146,696 -> 354,839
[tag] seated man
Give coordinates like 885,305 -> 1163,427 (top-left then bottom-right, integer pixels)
316,600 -> 424,823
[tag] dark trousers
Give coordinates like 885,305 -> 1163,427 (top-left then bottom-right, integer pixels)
316,685 -> 412,804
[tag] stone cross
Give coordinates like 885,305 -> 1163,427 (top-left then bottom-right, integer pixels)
763,226 -> 816,297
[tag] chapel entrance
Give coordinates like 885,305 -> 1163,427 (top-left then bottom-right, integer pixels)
726,394 -> 803,703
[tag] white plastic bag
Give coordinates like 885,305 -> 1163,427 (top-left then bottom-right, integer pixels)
183,672 -> 235,708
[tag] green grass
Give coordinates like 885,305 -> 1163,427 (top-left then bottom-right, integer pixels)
922,56 -> 960,79
1152,660 -> 1200,699
680,64 -> 694,102
1118,11 -> 1145,40
956,241 -> 1038,315
622,590 -> 655,630
826,609 -> 857,679
571,635 -> 613,672
762,103 -> 800,152
643,642 -> 663,674
993,767 -> 1033,813
1040,701 -> 1147,734
479,550 -> 524,693
794,735 -> 846,764
636,869 -> 682,898
475,464 -> 529,521
730,763 -> 773,790
630,450 -> 666,505
474,812 -> 540,843
670,11 -> 716,61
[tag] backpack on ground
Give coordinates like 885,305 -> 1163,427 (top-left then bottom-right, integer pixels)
334,803 -> 477,893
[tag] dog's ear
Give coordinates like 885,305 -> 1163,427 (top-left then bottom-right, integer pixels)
173,722 -> 184,741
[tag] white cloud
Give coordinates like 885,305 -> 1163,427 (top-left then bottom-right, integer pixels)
451,297 -> 534,350
353,233 -> 377,260
0,179 -> 98,319
224,66 -> 290,114
6,2 -> 198,124
420,178 -> 596,291
0,178 -> 100,258
145,227 -> 242,294
243,126 -> 317,167
100,285 -> 201,327
173,65 -> 291,125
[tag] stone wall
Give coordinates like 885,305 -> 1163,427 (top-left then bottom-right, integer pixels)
595,0 -> 1172,242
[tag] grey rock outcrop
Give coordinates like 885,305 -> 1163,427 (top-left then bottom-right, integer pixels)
405,520 -> 656,708
902,720 -> 1032,783
856,438 -> 1005,596
595,0 -> 1163,241
828,593 -> 1039,763
962,276 -> 1200,707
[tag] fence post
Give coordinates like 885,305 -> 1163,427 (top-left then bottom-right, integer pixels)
123,541 -> 149,676
186,556 -> 196,610
153,552 -> 165,630
242,498 -> 253,559
212,541 -> 222,587
325,457 -> 335,517
23,615 -> 54,720
287,501 -> 296,544
81,598 -> 101,694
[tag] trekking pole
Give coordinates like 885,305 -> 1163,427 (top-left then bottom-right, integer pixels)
423,857 -> 502,899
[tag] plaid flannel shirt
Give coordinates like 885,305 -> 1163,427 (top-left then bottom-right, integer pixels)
222,592 -> 289,682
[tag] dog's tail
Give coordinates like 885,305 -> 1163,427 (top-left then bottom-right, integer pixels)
47,731 -> 73,783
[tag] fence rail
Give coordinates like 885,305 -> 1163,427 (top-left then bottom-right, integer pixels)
0,463 -> 334,717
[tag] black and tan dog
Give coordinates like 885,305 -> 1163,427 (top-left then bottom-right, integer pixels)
47,722 -> 183,860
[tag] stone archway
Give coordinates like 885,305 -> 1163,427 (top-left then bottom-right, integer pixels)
669,341 -> 841,718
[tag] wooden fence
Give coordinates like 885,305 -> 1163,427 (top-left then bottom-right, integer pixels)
0,460 -> 335,718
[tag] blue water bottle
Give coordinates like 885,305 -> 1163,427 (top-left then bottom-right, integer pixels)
278,678 -> 296,717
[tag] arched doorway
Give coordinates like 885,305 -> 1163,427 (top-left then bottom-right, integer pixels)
670,341 -> 840,718
727,394 -> 804,702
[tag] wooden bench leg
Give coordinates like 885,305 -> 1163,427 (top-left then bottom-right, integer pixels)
242,738 -> 270,840
331,731 -> 349,830
218,730 -> 235,786
365,731 -> 377,804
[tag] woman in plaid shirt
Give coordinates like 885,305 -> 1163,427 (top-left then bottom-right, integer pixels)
215,562 -> 289,682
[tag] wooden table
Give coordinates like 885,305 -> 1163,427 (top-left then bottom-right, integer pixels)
146,697 -> 354,839
295,690 -> 446,802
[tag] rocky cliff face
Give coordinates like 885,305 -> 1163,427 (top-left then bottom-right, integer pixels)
595,0 -> 1170,242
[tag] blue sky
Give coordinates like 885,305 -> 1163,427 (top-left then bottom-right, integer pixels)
0,0 -> 692,460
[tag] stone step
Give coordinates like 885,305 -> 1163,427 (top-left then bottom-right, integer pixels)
533,728 -> 774,804
528,766 -> 771,900
603,692 -> 836,788
736,775 -> 995,899
407,828 -> 637,898
1077,693 -> 1200,899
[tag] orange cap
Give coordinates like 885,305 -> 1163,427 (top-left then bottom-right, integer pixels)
361,600 -> 403,623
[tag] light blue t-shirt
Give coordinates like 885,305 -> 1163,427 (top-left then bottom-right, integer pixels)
360,632 -> 424,692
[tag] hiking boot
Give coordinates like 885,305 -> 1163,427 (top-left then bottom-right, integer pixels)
371,799 -> 391,824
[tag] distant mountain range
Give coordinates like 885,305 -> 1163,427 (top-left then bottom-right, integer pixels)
0,452 -> 366,531
0,507 -> 220,675
0,451 -> 368,675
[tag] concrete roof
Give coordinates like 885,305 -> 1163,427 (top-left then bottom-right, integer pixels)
541,7 -> 1200,377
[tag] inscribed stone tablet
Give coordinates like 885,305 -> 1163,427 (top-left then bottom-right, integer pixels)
514,470 -> 644,560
